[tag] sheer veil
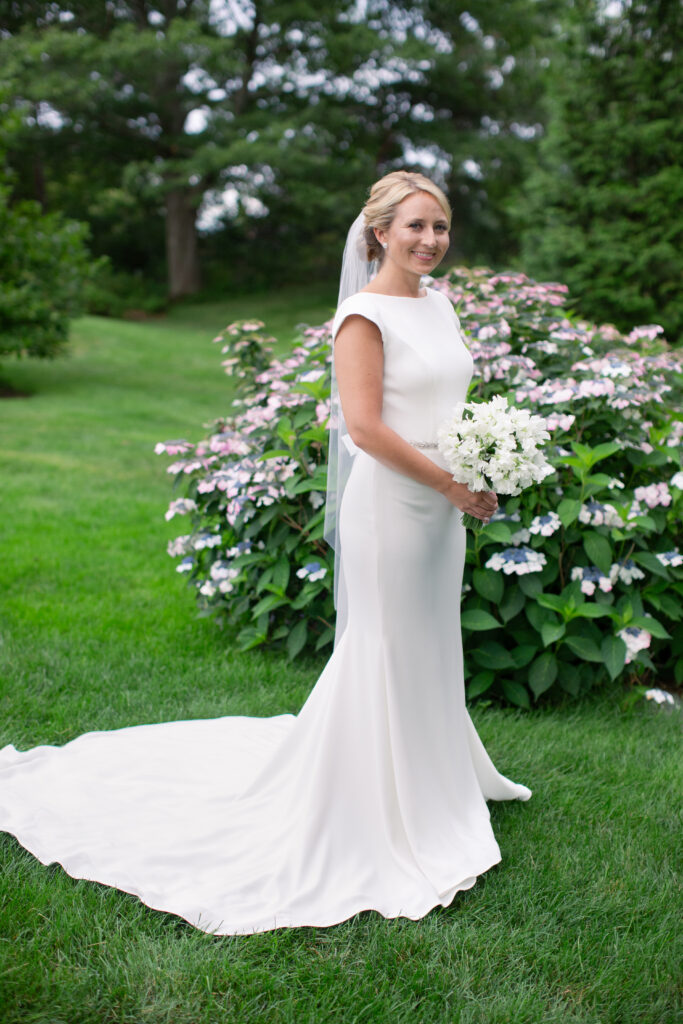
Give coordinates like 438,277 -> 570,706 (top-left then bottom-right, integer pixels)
324,212 -> 378,643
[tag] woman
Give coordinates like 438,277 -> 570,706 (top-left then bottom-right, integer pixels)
0,171 -> 530,935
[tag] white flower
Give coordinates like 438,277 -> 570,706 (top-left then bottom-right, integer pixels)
193,533 -> 222,550
296,561 -> 328,582
655,550 -> 683,568
609,559 -> 645,585
309,491 -> 325,509
176,556 -> 194,573
485,546 -> 547,575
167,534 -> 193,557
618,626 -> 651,663
671,471 -> 683,490
644,688 -> 675,706
528,511 -> 561,536
578,501 -> 622,528
165,498 -> 198,521
570,565 -> 613,596
437,396 -> 553,499
509,527 -> 531,546
199,580 -> 217,597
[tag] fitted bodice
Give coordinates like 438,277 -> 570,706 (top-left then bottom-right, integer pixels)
332,288 -> 474,444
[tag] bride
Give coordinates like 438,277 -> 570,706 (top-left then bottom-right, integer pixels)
0,170 -> 530,935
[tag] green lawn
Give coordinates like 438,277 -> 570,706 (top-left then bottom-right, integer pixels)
0,288 -> 680,1024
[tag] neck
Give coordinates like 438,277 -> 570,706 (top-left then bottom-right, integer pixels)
372,263 -> 424,298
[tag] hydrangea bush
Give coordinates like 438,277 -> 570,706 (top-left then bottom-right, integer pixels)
157,269 -> 683,707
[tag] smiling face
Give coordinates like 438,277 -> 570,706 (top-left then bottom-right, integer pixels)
374,191 -> 450,278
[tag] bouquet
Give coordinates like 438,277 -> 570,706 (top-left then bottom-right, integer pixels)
437,394 -> 554,530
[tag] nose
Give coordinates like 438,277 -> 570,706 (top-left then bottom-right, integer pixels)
421,227 -> 437,248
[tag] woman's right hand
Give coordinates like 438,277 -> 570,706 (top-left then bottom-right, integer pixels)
440,478 -> 498,523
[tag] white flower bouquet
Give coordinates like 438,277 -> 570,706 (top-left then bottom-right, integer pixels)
437,394 -> 555,530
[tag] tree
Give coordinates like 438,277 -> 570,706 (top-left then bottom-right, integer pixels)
510,0 -> 683,340
1,1 -> 558,297
0,105 -> 96,359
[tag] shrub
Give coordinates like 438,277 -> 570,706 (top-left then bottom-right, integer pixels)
157,271 -> 683,706
0,185 -> 99,359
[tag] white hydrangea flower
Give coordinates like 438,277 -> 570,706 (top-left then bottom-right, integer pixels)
167,534 -> 194,557
618,626 -> 651,664
609,559 -> 645,585
578,501 -> 622,528
644,688 -> 675,706
528,511 -> 561,536
570,565 -> 613,596
192,533 -> 222,550
671,470 -> 683,490
655,550 -> 683,568
485,546 -> 547,575
296,561 -> 327,582
164,498 -> 198,521
199,580 -> 217,597
509,527 -> 531,546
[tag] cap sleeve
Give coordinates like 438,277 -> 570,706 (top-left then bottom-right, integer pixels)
331,294 -> 384,343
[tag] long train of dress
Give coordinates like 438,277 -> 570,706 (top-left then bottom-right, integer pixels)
0,288 -> 530,935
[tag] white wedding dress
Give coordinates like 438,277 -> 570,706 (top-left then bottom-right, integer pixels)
0,287 -> 530,935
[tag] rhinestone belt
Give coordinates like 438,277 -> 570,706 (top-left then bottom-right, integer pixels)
409,440 -> 439,449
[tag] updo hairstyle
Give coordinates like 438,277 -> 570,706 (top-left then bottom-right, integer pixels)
361,171 -> 451,264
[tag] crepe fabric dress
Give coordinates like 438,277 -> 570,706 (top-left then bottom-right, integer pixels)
0,287 -> 530,935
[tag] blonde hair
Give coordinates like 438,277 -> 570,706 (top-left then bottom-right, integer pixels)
361,171 -> 451,263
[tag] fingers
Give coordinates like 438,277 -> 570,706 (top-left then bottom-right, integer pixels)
465,491 -> 498,522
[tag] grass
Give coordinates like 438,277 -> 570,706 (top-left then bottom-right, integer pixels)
0,284 -> 681,1024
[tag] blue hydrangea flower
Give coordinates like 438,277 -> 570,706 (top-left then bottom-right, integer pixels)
655,549 -> 683,567
485,546 -> 547,575
296,561 -> 328,583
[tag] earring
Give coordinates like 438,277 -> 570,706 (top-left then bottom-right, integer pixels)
382,242 -> 387,250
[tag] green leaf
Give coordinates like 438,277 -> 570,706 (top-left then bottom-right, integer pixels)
251,592 -> 288,617
461,609 -> 500,631
572,602 -> 613,620
536,593 -> 569,615
586,441 -> 621,466
583,531 -> 612,575
471,643 -> 516,670
499,586 -> 526,623
272,556 -> 290,593
467,671 -> 495,699
525,602 -> 554,634
501,679 -> 531,709
633,551 -> 671,579
472,568 -> 504,604
541,619 -> 566,647
529,651 -> 558,697
287,619 -> 308,661
601,635 -> 627,680
478,521 -> 512,544
628,615 -> 671,639
557,662 -> 580,696
518,574 -> 543,598
557,498 -> 582,527
570,441 -> 592,463
510,644 -> 537,668
562,634 -> 603,662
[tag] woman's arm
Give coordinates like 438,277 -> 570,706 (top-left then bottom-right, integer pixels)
334,314 -> 497,521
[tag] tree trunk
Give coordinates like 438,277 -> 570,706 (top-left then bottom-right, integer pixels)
165,188 -> 201,299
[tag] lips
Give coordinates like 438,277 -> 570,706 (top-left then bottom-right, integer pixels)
411,250 -> 437,261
